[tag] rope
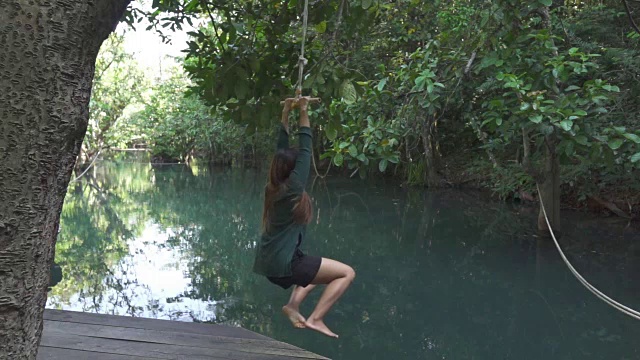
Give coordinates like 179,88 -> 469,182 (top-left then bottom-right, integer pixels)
311,147 -> 331,179
293,0 -> 329,179
70,149 -> 103,183
536,184 -> 640,321
296,0 -> 310,93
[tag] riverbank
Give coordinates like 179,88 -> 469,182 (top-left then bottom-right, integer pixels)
441,150 -> 640,220
105,148 -> 640,220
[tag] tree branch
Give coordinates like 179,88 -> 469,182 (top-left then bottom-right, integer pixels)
332,0 -> 346,44
200,0 -> 227,52
622,0 -> 640,35
94,37 -> 126,83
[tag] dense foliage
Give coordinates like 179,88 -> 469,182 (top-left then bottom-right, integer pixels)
84,35 -> 263,166
79,34 -> 146,172
107,0 -> 640,223
129,68 -> 250,164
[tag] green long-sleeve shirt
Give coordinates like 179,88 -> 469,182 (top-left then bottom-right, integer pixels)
252,124 -> 313,277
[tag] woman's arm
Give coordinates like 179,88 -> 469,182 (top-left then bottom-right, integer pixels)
297,100 -> 310,128
276,99 -> 294,150
288,98 -> 313,192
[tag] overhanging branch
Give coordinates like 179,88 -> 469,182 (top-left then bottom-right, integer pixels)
623,0 -> 640,35
200,0 -> 227,52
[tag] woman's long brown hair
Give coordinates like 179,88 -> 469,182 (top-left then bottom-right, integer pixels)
262,148 -> 313,231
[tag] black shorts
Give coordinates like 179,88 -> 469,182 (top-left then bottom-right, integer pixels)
267,248 -> 322,289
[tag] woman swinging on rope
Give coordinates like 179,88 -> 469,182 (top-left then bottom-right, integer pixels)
252,96 -> 355,338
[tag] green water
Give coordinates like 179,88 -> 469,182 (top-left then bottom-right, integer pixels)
47,162 -> 640,359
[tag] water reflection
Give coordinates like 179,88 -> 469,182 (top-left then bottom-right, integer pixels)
47,162 -> 640,359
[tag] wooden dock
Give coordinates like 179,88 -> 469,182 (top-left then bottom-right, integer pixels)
38,310 -> 328,360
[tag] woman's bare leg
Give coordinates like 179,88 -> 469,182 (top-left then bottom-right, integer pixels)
305,258 -> 356,338
282,284 -> 316,328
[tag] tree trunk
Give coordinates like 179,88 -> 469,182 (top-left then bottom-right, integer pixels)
534,5 -> 562,235
537,136 -> 561,233
0,1 -> 130,358
422,116 -> 440,187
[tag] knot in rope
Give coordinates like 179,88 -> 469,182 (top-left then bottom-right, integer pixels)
296,57 -> 308,91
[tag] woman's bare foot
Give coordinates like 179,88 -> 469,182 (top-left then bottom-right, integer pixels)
282,305 -> 306,329
304,318 -> 339,338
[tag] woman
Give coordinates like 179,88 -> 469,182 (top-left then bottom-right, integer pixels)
253,96 -> 355,338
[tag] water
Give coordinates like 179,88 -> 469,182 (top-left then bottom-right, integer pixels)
47,162 -> 640,360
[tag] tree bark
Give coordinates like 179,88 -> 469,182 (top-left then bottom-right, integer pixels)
0,1 -> 130,358
537,136 -> 561,233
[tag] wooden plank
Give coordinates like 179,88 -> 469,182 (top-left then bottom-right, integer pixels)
43,320 -> 323,358
43,320 -> 303,351
38,347 -> 159,360
43,310 -> 268,341
40,332 -> 321,360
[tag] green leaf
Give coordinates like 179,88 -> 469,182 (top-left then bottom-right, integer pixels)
496,118 -> 503,126
339,141 -> 350,149
356,153 -> 367,162
340,81 -> 357,104
319,152 -> 333,160
564,140 -> 575,156
575,135 -> 588,145
185,0 -> 199,11
480,12 -> 489,27
624,133 -> 640,144
333,153 -> 344,166
559,120 -> 573,131
608,139 -> 624,150
378,159 -> 388,172
529,115 -> 543,124
573,110 -> 587,116
349,145 -> 358,157
602,84 -> 620,92
326,126 -> 337,141
631,152 -> 640,163
490,99 -> 504,108
565,85 -> 581,92
377,78 -> 388,91
361,0 -> 372,9
234,81 -> 248,100
315,21 -> 327,34
249,57 -> 260,73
